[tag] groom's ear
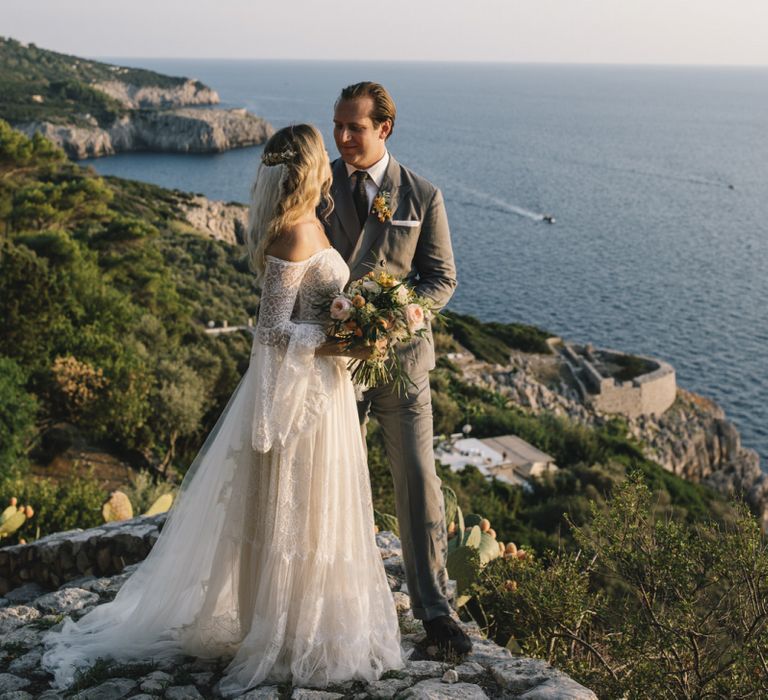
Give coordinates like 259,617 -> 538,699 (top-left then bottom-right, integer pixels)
377,118 -> 393,141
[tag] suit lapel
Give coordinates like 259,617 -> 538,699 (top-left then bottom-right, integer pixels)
348,154 -> 410,275
330,159 -> 360,252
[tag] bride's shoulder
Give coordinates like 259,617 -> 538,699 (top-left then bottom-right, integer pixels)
265,221 -> 328,263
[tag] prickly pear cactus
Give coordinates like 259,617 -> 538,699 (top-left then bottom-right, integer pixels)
0,510 -> 26,537
143,493 -> 173,516
463,524 -> 482,549
478,531 -> 502,565
102,490 -> 134,522
373,510 -> 400,537
446,545 -> 480,607
464,513 -> 483,528
441,485 -> 458,527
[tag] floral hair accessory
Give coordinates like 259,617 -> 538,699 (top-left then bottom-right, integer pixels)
372,191 -> 393,222
261,148 -> 296,166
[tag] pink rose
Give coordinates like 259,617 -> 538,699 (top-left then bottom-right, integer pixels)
404,303 -> 425,333
330,296 -> 352,321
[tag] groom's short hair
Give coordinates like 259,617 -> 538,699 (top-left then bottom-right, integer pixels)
336,82 -> 396,139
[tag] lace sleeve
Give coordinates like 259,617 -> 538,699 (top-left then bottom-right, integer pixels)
256,256 -> 314,347
250,256 -> 334,454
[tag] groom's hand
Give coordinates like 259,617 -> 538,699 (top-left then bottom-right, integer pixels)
315,338 -> 388,360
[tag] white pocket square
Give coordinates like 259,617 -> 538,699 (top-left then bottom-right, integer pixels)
390,219 -> 421,227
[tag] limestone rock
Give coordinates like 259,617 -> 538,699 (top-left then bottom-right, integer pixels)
0,675 -> 31,693
234,686 -> 280,699
393,591 -> 411,614
465,637 -> 512,667
400,678 -> 489,699
139,669 -> 173,693
18,108 -> 274,160
7,648 -> 42,674
453,661 -> 485,681
491,658 -> 597,699
290,690 -> 344,700
0,690 -> 35,700
0,606 -> 40,634
164,685 -> 204,699
405,660 -> 449,678
361,678 -> 410,699
441,669 -> 459,683
91,79 -> 219,109
177,196 -> 248,245
70,677 -> 138,699
4,583 -> 47,605
33,587 -> 99,615
376,531 -> 403,558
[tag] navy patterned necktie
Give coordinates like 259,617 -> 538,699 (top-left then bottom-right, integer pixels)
352,170 -> 370,229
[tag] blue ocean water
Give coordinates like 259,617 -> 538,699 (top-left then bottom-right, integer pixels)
85,60 -> 768,466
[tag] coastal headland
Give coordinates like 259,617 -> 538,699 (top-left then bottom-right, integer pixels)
0,36 -> 274,158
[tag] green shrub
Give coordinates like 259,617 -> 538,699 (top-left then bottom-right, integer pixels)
1,465 -> 106,541
467,474 -> 768,699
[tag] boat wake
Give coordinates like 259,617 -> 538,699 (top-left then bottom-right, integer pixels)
447,182 -> 553,222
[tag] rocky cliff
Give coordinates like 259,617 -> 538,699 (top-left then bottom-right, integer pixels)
0,515 -> 596,699
19,108 -> 274,160
91,79 -> 219,109
178,195 -> 249,246
1,37 -> 273,159
456,346 -> 768,528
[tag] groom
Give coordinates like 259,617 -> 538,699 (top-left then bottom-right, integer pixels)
325,82 -> 471,655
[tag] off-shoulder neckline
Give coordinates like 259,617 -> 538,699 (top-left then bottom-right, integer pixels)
264,247 -> 335,266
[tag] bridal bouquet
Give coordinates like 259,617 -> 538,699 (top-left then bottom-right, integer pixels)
325,268 -> 435,395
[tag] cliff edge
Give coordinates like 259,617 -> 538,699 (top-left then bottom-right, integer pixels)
0,36 -> 273,158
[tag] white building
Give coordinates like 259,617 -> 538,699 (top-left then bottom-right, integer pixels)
434,434 -> 557,490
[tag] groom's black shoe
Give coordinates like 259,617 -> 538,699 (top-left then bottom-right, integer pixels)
423,615 -> 473,655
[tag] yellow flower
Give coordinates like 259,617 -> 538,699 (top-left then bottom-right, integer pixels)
377,272 -> 397,288
372,191 -> 393,223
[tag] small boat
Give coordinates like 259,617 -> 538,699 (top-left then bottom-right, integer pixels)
542,214 -> 556,224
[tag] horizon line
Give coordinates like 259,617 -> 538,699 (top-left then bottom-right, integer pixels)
93,56 -> 768,69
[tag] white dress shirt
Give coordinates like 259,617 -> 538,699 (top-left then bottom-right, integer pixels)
345,150 -> 390,211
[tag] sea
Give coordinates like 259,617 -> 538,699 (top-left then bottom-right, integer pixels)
84,60 -> 768,467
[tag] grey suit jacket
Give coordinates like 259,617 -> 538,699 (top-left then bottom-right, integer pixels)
325,154 -> 458,374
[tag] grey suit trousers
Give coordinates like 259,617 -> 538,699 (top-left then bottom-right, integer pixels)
358,371 -> 451,621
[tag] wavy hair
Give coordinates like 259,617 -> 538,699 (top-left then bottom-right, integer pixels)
245,124 -> 333,281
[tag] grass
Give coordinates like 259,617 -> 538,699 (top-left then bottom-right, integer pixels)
67,657 -> 159,694
28,613 -> 65,630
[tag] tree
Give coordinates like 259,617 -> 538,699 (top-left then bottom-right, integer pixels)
0,356 -> 38,479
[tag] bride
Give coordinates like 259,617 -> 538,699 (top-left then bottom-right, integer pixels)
40,123 -> 405,696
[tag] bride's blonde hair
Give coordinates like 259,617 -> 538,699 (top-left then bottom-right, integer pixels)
245,124 -> 333,281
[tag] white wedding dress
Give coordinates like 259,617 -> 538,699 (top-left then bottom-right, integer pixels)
40,246 -> 405,696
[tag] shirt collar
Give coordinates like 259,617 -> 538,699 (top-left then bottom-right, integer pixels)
345,150 -> 389,189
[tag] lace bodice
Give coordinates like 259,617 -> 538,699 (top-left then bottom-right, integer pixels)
256,247 -> 350,347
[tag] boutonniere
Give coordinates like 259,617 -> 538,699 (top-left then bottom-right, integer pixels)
372,191 -> 393,223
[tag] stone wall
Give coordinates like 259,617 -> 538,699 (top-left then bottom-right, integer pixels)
0,514 -> 167,595
565,343 -> 677,419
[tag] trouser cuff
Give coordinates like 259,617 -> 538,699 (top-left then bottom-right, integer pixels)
411,599 -> 453,622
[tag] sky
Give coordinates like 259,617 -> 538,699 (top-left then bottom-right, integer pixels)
4,0 -> 768,65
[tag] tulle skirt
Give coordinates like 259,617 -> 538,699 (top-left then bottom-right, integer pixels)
40,348 -> 404,695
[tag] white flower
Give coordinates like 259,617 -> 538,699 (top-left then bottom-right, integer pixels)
404,304 -> 426,333
394,286 -> 409,304
362,279 -> 381,293
330,296 -> 352,321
